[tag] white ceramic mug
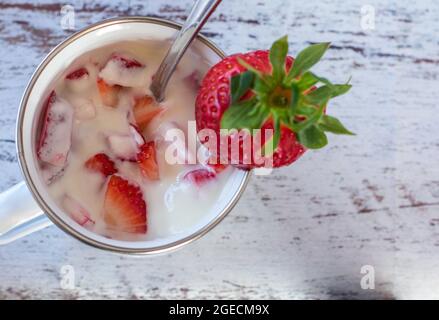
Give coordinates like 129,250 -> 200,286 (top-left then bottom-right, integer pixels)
0,17 -> 250,254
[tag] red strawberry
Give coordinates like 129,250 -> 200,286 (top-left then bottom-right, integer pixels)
97,78 -> 121,107
195,36 -> 353,169
133,95 -> 164,129
85,153 -> 117,176
66,67 -> 89,80
103,175 -> 147,234
137,141 -> 160,180
184,169 -> 216,187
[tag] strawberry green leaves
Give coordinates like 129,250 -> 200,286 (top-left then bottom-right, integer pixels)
296,84 -> 353,148
318,115 -> 354,135
331,84 -> 352,97
224,71 -> 269,131
221,35 -> 354,152
286,42 -> 330,82
270,36 -> 289,83
297,72 -> 320,91
221,99 -> 269,132
297,125 -> 328,149
271,111 -> 281,151
231,71 -> 255,104
295,107 -> 353,149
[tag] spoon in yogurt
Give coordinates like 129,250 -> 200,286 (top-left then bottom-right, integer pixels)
150,0 -> 222,102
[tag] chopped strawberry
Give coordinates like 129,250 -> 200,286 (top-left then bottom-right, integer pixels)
184,169 -> 216,187
107,133 -> 139,162
62,196 -> 94,226
208,162 -> 228,174
66,68 -> 91,93
111,54 -> 143,69
41,163 -> 66,185
129,124 -> 146,146
97,78 -> 121,107
38,91 -> 74,167
133,95 -> 164,129
85,153 -> 117,176
103,175 -> 147,234
66,67 -> 89,80
99,53 -> 147,87
137,141 -> 160,180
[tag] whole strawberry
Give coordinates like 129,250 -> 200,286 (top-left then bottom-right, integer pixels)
195,36 -> 353,169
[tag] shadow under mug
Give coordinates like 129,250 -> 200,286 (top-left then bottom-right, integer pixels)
0,17 -> 250,254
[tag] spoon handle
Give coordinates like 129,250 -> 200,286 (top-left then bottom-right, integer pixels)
150,0 -> 222,102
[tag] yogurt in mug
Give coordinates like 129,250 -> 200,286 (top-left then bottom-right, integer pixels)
36,40 -> 231,241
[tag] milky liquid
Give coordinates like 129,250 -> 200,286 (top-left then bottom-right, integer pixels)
38,40 -> 232,241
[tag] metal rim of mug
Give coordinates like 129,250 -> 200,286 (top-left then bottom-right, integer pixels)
16,16 -> 251,255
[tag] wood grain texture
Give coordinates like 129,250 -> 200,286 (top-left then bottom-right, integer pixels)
0,0 -> 438,299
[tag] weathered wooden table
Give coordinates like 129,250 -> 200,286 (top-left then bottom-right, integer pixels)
0,0 -> 438,299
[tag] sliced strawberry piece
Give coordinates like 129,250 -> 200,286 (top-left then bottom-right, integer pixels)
205,154 -> 229,173
62,195 -> 94,226
129,124 -> 146,146
97,78 -> 121,107
103,175 -> 147,234
85,153 -> 117,176
107,125 -> 146,162
137,141 -> 160,180
208,162 -> 228,174
184,169 -> 216,187
107,133 -> 140,162
111,54 -> 143,69
38,91 -> 74,167
99,53 -> 147,88
66,67 -> 89,80
66,67 -> 91,93
41,163 -> 66,185
133,95 -> 164,129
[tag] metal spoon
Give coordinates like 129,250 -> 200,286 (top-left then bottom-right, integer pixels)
150,0 -> 222,102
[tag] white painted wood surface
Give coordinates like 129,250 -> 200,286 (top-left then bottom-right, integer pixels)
0,0 -> 438,299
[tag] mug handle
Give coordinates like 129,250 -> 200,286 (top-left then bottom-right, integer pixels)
0,181 -> 52,245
